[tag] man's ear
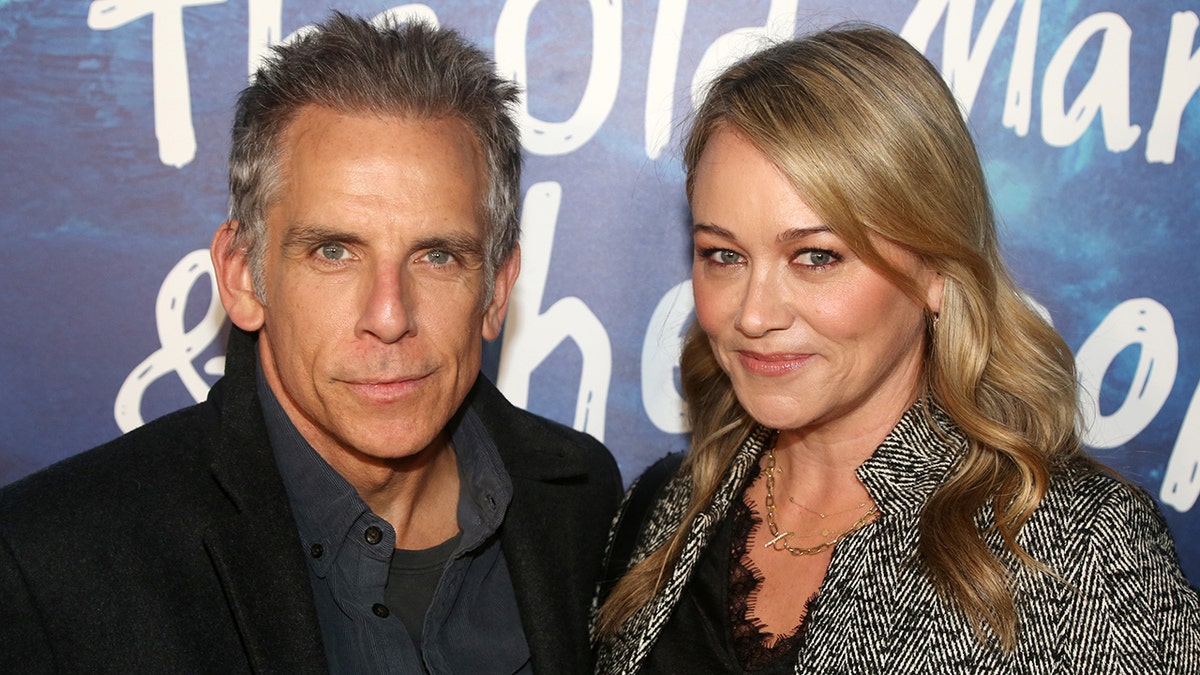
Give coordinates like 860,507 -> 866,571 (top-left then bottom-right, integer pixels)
482,245 -> 521,341
211,221 -> 265,332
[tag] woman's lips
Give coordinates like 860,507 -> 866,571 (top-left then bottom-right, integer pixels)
736,350 -> 813,375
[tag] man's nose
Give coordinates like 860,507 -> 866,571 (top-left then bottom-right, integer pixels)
356,264 -> 415,343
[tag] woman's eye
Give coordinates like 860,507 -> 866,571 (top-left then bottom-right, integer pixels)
798,249 -> 838,267
320,243 -> 348,261
701,248 -> 743,265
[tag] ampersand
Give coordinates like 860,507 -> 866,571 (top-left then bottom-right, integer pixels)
114,249 -> 226,432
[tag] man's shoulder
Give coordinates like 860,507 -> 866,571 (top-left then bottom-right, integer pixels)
500,398 -> 609,454
469,377 -> 611,452
0,400 -> 219,530
463,374 -> 624,502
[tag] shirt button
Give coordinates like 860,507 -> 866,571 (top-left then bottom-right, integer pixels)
364,526 -> 383,545
310,543 -> 324,559
372,603 -> 390,618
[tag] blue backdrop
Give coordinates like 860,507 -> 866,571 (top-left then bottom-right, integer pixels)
3,0 -> 1198,583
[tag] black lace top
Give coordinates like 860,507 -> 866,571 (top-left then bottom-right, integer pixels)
638,465 -> 809,674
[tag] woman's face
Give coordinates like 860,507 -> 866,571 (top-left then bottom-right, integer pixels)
690,128 -> 942,439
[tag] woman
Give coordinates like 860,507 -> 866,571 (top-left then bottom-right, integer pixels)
593,24 -> 1200,674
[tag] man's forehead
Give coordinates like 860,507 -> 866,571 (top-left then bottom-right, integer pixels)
279,105 -> 481,158
270,108 -> 486,214
262,106 -> 487,247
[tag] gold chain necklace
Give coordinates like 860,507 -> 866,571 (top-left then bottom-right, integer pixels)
762,447 -> 878,556
788,495 -> 867,521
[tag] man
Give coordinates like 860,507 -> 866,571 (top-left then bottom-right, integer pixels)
0,13 -> 621,673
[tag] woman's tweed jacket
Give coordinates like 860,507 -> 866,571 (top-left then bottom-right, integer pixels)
594,405 -> 1200,674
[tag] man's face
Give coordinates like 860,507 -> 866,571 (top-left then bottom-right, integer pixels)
239,107 -> 513,470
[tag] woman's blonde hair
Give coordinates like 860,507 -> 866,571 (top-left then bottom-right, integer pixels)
597,24 -> 1085,650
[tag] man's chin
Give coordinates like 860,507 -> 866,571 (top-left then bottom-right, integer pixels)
331,419 -> 450,463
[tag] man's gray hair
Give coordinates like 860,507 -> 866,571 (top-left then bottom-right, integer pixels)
226,11 -> 522,300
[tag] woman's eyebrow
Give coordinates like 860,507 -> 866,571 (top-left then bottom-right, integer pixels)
692,223 -> 735,238
778,226 -> 830,243
691,223 -> 831,243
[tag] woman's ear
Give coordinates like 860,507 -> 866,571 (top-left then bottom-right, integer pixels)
211,221 -> 265,332
925,269 -> 945,316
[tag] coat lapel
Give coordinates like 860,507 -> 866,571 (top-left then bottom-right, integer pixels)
203,512 -> 326,673
503,475 -> 585,673
466,376 -> 614,674
202,328 -> 326,673
597,425 -> 773,673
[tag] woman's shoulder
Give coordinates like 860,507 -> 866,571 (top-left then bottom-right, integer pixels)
604,452 -> 690,572
630,453 -> 692,547
636,451 -> 689,486
1025,458 -> 1195,592
1017,459 -> 1200,667
1038,458 -> 1161,532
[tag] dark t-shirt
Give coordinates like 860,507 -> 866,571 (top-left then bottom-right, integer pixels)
387,533 -> 464,650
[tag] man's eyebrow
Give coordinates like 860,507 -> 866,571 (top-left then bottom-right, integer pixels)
415,234 -> 486,258
280,224 -> 367,251
279,226 -> 487,260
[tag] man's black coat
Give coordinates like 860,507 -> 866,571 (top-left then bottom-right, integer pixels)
0,328 -> 622,673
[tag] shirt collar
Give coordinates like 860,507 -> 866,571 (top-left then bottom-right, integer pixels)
447,403 -> 513,553
258,367 -> 513,571
258,366 -> 368,577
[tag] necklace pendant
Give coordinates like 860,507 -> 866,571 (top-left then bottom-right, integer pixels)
764,530 -> 792,548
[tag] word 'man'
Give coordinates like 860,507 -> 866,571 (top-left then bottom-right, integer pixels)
88,0 -> 1199,166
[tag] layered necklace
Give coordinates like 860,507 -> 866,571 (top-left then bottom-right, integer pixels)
762,447 -> 878,557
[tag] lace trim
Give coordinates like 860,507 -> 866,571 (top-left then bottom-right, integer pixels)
728,464 -> 814,671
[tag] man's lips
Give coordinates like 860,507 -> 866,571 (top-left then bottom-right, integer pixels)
343,373 -> 432,401
736,350 -> 814,375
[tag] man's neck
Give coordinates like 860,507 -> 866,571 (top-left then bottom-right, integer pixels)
323,438 -> 462,550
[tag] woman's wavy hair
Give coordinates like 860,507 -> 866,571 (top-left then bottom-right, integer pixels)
597,24 -> 1085,650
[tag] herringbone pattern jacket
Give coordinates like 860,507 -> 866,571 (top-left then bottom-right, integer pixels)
594,405 -> 1200,674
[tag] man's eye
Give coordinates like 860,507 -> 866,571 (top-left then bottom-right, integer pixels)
319,243 -> 348,261
426,249 -> 455,265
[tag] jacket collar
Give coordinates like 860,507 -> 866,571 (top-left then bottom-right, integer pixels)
600,402 -> 965,673
205,326 -> 280,513
462,373 -> 597,483
857,401 -> 966,521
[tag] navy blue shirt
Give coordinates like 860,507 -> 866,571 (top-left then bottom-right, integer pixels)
259,369 -> 532,674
